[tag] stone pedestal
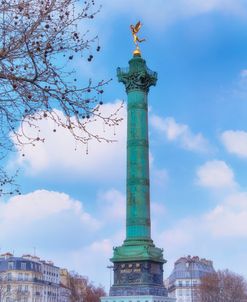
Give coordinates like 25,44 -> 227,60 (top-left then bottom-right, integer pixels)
110,260 -> 166,297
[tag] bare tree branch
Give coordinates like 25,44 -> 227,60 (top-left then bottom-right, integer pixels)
0,0 -> 123,195
199,269 -> 247,302
69,272 -> 106,302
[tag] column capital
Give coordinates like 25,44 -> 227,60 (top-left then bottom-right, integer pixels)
117,56 -> 157,93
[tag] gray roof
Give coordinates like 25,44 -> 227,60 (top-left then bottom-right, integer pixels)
0,257 -> 42,273
168,256 -> 215,283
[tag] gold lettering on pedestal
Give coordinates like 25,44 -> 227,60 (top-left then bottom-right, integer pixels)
120,269 -> 132,273
133,268 -> 141,273
120,268 -> 141,273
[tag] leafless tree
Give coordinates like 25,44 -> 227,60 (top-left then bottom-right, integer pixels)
69,273 -> 106,302
0,282 -> 8,301
0,0 -> 123,195
0,279 -> 29,302
199,269 -> 247,302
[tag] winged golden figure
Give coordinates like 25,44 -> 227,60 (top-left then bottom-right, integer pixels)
130,21 -> 145,55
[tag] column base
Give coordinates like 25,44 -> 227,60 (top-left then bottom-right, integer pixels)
101,295 -> 175,302
110,284 -> 167,297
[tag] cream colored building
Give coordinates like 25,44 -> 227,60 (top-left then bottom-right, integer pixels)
0,253 -> 71,302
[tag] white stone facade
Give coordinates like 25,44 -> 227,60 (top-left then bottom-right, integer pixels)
0,253 -> 71,302
167,256 -> 215,302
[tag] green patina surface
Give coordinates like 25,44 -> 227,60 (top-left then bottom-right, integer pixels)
111,54 -> 165,264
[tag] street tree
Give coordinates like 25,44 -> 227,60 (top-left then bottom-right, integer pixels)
0,0 -> 122,194
199,269 -> 247,302
0,276 -> 30,302
69,273 -> 106,302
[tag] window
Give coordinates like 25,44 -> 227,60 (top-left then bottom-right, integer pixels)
18,273 -> 23,280
25,285 -> 28,291
21,262 -> 26,270
178,280 -> 182,286
7,262 -> 14,270
24,273 -> 28,281
186,280 -> 190,286
7,273 -> 12,281
7,285 -> 11,292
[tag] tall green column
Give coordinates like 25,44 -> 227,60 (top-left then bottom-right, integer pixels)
122,55 -> 156,242
109,53 -> 167,297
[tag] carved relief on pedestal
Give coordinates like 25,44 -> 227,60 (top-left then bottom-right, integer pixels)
113,261 -> 163,286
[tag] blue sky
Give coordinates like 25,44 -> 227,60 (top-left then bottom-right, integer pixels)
1,0 -> 247,290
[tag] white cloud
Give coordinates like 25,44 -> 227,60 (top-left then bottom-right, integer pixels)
160,189 -> 247,247
196,160 -> 236,188
13,101 -> 126,180
153,218 -> 197,277
181,0 -> 245,15
151,202 -> 166,217
151,168 -> 168,187
158,224 -> 193,250
89,239 -> 113,254
0,190 -> 98,226
221,130 -> 247,158
98,189 -> 125,222
240,69 -> 247,78
60,228 -> 126,290
150,115 -> 210,152
98,188 -> 167,229
156,188 -> 247,280
205,192 -> 247,237
0,190 -> 100,250
1,185 -> 246,288
0,187 -> 128,289
67,239 -> 113,289
100,0 -> 246,30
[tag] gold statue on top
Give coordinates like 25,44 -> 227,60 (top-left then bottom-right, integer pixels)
130,21 -> 145,56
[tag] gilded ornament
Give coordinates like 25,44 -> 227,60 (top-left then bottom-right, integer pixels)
130,21 -> 145,56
